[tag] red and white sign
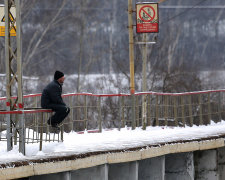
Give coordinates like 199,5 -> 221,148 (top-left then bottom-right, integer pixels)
136,3 -> 159,33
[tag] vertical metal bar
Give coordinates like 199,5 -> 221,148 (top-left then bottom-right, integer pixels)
118,96 -> 122,131
16,0 -> 24,154
15,0 -> 23,107
19,111 -> 25,155
61,126 -> 64,142
69,96 -> 73,131
142,94 -> 147,130
121,96 -> 125,127
39,112 -> 43,151
131,94 -> 136,130
136,96 -> 139,127
218,91 -> 222,122
189,95 -> 193,126
147,94 -> 151,126
181,96 -> 185,126
173,96 -> 178,126
98,96 -> 102,132
14,114 -> 17,145
5,0 -> 13,152
164,95 -> 168,126
207,93 -> 211,125
84,95 -> 88,130
199,94 -> 203,125
155,95 -> 159,126
142,33 -> 147,130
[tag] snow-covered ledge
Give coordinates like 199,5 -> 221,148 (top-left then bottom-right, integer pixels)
0,138 -> 224,179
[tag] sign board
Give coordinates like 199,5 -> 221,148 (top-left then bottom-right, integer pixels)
0,5 -> 16,36
136,3 -> 159,33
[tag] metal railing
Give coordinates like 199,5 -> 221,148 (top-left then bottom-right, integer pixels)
1,90 -> 225,154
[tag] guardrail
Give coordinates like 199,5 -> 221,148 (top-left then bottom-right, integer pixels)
0,90 -> 225,154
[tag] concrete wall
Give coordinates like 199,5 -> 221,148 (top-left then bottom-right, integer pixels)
165,152 -> 194,180
26,148 -> 225,180
3,139 -> 224,180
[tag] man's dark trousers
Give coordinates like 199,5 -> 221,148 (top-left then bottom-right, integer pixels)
49,104 -> 70,126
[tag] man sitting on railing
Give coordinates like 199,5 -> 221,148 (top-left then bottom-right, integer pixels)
41,70 -> 70,131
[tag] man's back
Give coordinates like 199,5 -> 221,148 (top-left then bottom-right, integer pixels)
41,80 -> 65,109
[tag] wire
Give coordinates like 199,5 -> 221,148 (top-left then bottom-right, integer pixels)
160,0 -> 209,25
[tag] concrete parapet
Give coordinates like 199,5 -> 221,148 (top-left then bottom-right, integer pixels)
0,138 -> 224,179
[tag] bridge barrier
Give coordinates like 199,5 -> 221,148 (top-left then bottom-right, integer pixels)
0,90 -> 225,154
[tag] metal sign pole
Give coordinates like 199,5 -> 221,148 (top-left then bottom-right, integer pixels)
4,0 -> 24,154
4,0 -> 13,151
128,0 -> 135,95
128,0 -> 136,130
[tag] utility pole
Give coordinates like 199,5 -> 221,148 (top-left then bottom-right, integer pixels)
4,0 -> 24,154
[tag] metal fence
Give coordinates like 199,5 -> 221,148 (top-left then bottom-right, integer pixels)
1,90 -> 225,154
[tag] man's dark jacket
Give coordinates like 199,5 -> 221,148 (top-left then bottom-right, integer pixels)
41,80 -> 66,109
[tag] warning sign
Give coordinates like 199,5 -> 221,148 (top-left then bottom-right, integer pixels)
136,3 -> 159,33
0,6 -> 16,36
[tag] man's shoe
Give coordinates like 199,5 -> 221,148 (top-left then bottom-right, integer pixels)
50,124 -> 60,133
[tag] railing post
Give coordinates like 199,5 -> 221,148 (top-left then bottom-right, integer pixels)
147,94 -> 151,126
181,96 -> 185,126
121,96 -> 125,127
199,94 -> 203,125
69,96 -> 73,131
189,95 -> 193,126
136,96 -> 139,127
14,114 -> 18,145
118,96 -> 122,131
164,95 -> 168,126
142,94 -> 147,130
173,96 -> 178,126
6,113 -> 12,151
39,112 -> 43,151
218,91 -> 222,122
19,111 -> 25,155
84,95 -> 88,130
155,95 -> 159,126
207,93 -> 211,125
98,96 -> 102,132
61,125 -> 64,142
131,94 -> 136,130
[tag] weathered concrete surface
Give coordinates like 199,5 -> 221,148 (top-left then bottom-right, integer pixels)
194,150 -> 219,180
0,138 -> 224,179
165,152 -> 194,180
30,171 -> 71,180
70,164 -> 108,180
108,161 -> 138,180
218,146 -> 225,180
138,156 -> 165,180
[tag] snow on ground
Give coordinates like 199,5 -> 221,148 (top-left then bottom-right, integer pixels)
0,121 -> 225,164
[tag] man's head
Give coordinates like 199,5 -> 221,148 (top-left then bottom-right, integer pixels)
54,70 -> 65,84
